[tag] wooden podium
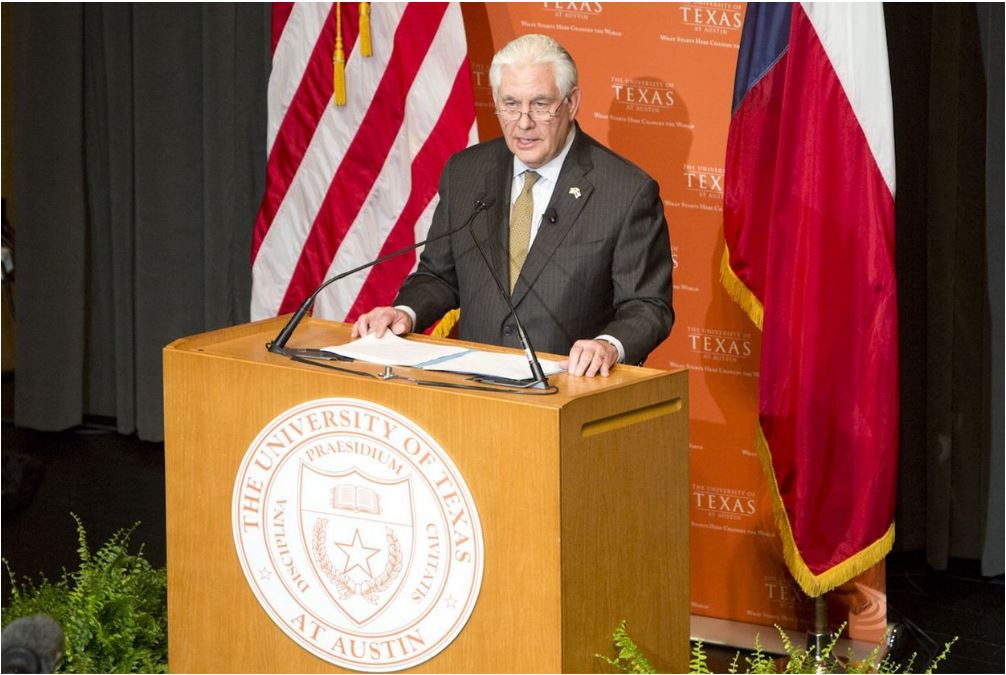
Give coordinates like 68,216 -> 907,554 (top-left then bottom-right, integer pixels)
163,317 -> 688,673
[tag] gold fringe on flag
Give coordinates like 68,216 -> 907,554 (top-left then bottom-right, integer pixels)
359,3 -> 372,57
431,309 -> 461,339
719,244 -> 764,330
333,3 -> 347,106
720,244 -> 895,595
754,425 -> 896,597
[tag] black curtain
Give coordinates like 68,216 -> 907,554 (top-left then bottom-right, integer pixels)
976,2 -> 1004,579
13,3 -> 270,441
886,2 -> 1003,575
10,3 -> 1003,574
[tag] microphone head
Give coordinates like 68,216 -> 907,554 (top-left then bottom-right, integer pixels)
475,195 -> 496,209
1,615 -> 64,673
545,207 -> 558,224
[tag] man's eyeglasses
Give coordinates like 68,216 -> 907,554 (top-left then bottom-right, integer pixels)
495,96 -> 569,123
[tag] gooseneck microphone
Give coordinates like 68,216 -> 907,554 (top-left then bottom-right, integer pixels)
464,224 -> 550,390
268,196 -> 496,356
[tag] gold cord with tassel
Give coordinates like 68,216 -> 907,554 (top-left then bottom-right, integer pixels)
359,3 -> 372,57
333,3 -> 346,106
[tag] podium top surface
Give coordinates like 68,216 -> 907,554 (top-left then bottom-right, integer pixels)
165,316 -> 680,410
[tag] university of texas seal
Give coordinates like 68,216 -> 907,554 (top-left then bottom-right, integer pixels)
232,398 -> 484,672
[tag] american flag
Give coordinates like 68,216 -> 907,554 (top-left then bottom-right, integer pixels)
251,2 -> 478,322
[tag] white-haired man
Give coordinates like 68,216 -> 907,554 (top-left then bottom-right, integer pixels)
353,34 -> 673,376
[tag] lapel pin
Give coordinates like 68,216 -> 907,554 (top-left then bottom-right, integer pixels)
569,187 -> 581,199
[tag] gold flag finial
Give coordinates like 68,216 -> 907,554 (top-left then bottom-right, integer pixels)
359,3 -> 372,57
333,3 -> 347,106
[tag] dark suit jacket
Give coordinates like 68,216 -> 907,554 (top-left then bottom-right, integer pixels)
394,128 -> 674,365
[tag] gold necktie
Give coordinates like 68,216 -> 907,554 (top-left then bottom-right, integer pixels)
508,171 -> 540,292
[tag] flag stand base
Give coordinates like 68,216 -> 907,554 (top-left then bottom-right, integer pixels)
806,594 -> 832,672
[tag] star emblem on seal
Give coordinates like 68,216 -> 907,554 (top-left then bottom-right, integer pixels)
336,528 -> 381,577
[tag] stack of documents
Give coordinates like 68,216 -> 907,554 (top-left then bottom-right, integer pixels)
324,333 -> 564,382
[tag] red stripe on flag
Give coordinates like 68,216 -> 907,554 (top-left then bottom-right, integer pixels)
278,3 -> 449,314
271,3 -> 295,54
345,61 -> 476,321
251,3 -> 361,264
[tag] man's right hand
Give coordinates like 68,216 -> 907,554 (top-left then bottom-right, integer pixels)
351,307 -> 414,338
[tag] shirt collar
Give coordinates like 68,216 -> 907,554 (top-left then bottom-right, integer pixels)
512,126 -> 576,184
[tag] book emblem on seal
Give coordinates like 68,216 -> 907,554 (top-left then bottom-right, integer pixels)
232,398 -> 484,672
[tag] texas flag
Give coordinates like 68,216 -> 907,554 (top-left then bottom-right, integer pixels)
722,3 -> 898,596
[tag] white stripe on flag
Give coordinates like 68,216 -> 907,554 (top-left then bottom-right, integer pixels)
267,3 -> 332,155
801,3 -> 896,195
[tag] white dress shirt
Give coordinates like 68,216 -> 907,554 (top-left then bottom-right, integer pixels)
510,127 -> 575,247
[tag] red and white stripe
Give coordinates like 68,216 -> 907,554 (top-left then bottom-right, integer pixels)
801,3 -> 895,195
251,2 -> 478,322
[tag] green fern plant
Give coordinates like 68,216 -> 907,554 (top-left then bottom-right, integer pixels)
690,639 -> 712,674
597,620 -> 657,674
743,634 -> 778,674
601,620 -> 957,674
2,514 -> 168,673
737,624 -> 958,674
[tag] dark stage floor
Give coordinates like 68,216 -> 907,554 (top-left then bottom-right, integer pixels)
2,380 -> 1002,673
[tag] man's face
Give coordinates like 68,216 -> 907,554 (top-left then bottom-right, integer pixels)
495,63 -> 581,169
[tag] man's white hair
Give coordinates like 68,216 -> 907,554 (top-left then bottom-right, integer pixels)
488,34 -> 578,99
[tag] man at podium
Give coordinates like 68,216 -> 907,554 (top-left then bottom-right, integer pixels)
353,34 -> 674,378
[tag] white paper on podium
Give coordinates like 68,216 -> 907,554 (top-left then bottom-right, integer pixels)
323,332 -> 468,367
323,332 -> 564,381
420,350 -> 564,380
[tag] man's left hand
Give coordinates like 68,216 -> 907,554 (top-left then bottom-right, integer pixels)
560,339 -> 618,377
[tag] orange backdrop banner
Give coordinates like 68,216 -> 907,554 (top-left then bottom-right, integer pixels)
461,2 -> 885,641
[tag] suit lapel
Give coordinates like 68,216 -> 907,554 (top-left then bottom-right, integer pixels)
512,130 -> 594,307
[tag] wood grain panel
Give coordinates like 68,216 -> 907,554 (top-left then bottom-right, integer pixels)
164,317 -> 687,673
558,373 -> 690,673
